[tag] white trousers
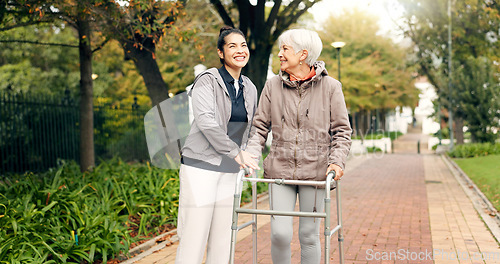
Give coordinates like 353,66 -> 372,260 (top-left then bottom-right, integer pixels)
175,164 -> 238,264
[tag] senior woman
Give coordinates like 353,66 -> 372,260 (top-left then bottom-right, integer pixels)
244,29 -> 352,263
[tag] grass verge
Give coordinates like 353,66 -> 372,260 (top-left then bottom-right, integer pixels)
453,154 -> 500,211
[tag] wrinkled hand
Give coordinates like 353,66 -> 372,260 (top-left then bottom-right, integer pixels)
326,163 -> 343,181
234,150 -> 260,175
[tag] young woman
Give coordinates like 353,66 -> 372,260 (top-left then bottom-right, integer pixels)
243,29 -> 352,263
175,26 -> 259,264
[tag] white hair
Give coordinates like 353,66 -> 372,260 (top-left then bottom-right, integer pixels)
278,29 -> 323,66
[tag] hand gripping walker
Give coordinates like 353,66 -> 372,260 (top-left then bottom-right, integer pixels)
229,169 -> 345,264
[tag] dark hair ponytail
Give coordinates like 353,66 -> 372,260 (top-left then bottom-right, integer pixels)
217,26 -> 246,64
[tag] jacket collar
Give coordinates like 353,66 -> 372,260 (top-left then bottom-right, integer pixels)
190,67 -> 251,98
189,68 -> 229,96
279,61 -> 329,89
218,66 -> 244,89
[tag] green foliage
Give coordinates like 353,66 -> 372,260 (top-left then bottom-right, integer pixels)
160,62 -> 193,95
94,41 -> 151,104
447,143 -> 500,158
0,25 -> 80,95
107,128 -> 149,162
0,90 -> 148,174
366,146 -> 383,153
1,0 -> 192,104
240,182 -> 269,204
0,61 -> 42,93
453,56 -> 499,143
398,0 -> 499,80
397,0 -> 500,143
433,127 -> 450,139
453,155 -> 500,211
0,157 -> 268,262
93,98 -> 149,162
154,0 -> 223,93
0,159 -> 179,262
0,91 -> 79,173
319,8 -> 418,112
101,0 -> 188,50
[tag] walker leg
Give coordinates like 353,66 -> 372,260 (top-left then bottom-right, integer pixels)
325,194 -> 331,263
252,181 -> 257,264
336,180 -> 344,264
229,192 -> 240,264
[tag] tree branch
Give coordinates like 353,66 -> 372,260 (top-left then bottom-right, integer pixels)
92,38 -> 110,53
266,0 -> 282,30
276,0 -> 319,39
0,39 -> 78,48
0,19 -> 53,32
208,0 -> 234,27
235,0 -> 250,34
281,0 -> 303,16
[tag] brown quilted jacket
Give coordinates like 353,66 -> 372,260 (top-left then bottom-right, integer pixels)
246,61 -> 352,181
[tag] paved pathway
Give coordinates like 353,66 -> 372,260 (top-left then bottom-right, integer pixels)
130,152 -> 499,264
234,154 -> 433,263
392,126 -> 432,154
424,155 -> 499,264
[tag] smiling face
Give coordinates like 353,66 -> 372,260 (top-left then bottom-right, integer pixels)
278,44 -> 306,74
217,33 -> 249,71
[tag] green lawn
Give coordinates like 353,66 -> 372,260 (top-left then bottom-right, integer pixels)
453,155 -> 500,212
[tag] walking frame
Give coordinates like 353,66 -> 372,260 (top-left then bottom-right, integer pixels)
229,169 -> 345,264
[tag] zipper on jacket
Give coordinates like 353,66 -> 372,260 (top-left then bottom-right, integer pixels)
293,86 -> 303,180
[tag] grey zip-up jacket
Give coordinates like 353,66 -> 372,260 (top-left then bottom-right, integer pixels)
246,61 -> 352,181
182,68 -> 258,166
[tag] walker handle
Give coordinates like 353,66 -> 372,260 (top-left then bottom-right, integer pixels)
235,168 -> 247,195
327,170 -> 337,190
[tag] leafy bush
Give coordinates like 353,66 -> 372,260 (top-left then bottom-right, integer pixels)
241,181 -> 269,204
433,127 -> 450,139
366,146 -> 383,153
0,158 -> 179,263
107,128 -> 149,162
447,143 -> 500,158
0,157 -> 269,263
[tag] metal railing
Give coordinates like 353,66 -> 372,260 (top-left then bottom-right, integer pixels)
0,91 -> 147,175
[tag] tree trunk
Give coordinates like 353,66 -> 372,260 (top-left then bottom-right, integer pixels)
380,108 -> 387,132
238,0 -> 272,96
243,47 -> 271,97
455,117 -> 464,145
77,14 -> 95,172
366,111 -> 372,134
122,39 -> 169,107
358,109 -> 368,139
352,111 -> 359,137
348,112 -> 354,136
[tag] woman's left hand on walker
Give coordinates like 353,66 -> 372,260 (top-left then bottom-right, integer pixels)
326,163 -> 343,181
235,150 -> 260,175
